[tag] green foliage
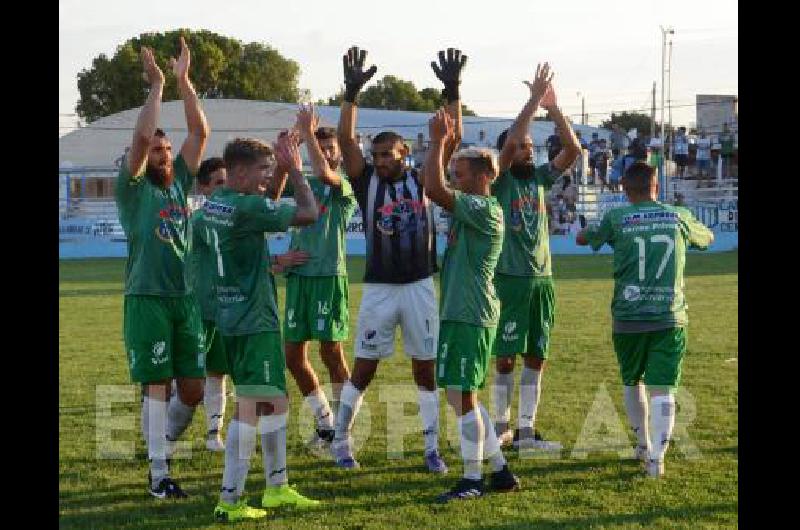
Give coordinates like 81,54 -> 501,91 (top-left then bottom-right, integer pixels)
601,112 -> 657,134
321,76 -> 477,116
76,29 -> 301,121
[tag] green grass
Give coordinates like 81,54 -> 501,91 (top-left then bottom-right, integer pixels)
59,252 -> 738,529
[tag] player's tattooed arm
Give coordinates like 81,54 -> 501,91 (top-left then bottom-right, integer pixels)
542,85 -> 581,174
127,46 -> 164,178
338,46 -> 377,181
431,48 -> 467,166
172,36 -> 209,175
423,108 -> 457,212
499,62 -> 553,172
275,132 -> 319,226
297,104 -> 342,186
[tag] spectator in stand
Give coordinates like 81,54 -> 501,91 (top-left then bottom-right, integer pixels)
592,139 -> 611,192
720,123 -> 735,178
609,138 -> 645,193
673,192 -> 686,207
549,174 -> 578,215
576,131 -> 588,150
673,127 -> 690,178
546,125 -> 562,162
477,129 -> 493,148
648,136 -> 663,171
362,134 -> 373,163
588,132 -> 601,180
609,124 -> 628,159
695,130 -> 711,179
574,131 -> 590,184
412,132 -> 427,168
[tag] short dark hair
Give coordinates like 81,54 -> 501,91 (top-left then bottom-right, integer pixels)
314,127 -> 337,141
223,138 -> 274,170
628,138 -> 647,160
372,131 -> 405,147
622,162 -> 656,195
154,128 -> 166,138
496,128 -> 509,151
197,157 -> 225,185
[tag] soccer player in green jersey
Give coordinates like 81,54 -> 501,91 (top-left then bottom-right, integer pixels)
491,64 -> 581,451
269,105 -> 358,455
204,134 -> 321,522
188,157 -> 229,452
576,162 -> 714,478
115,38 -> 209,499
424,109 -> 519,502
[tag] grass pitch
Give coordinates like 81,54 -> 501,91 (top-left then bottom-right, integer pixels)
59,252 -> 738,529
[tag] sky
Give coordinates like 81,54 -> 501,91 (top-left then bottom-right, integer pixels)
59,0 -> 737,135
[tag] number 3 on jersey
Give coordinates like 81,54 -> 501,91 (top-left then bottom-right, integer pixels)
633,235 -> 674,281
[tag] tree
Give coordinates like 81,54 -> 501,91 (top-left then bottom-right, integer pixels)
76,29 -> 302,121
601,112 -> 657,134
319,75 -> 477,116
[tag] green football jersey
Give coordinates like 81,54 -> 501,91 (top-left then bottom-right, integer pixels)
492,163 -> 560,277
189,204 -> 216,321
199,187 -> 297,336
287,174 -> 357,276
115,154 -> 195,296
583,200 -> 714,325
440,191 -> 505,327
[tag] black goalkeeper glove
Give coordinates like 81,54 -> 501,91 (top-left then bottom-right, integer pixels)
431,48 -> 467,103
343,46 -> 378,104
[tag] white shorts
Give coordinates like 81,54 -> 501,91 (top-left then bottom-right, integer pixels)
354,277 -> 439,361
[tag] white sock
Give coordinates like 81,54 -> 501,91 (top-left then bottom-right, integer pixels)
478,403 -> 507,472
518,367 -> 542,430
329,383 -> 343,418
493,371 -> 514,432
457,409 -> 484,480
333,381 -> 363,443
166,394 -> 196,442
220,419 -> 256,504
304,388 -> 334,430
259,413 -> 288,487
144,396 -> 169,486
417,388 -> 439,454
140,390 -> 148,444
204,376 -> 226,435
649,393 -> 676,462
623,384 -> 650,450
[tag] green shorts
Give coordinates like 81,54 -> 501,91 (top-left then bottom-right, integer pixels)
284,274 -> 349,342
223,331 -> 286,397
612,327 -> 687,389
493,275 -> 556,359
437,321 -> 497,391
123,295 -> 206,384
203,320 -> 229,375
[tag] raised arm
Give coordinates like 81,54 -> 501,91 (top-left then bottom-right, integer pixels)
170,36 -> 209,175
126,47 -> 164,177
337,46 -> 377,180
423,109 -> 456,212
499,63 -> 553,172
298,104 -> 341,186
431,48 -> 467,166
541,84 -> 581,173
266,130 -> 293,200
274,132 -> 319,226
